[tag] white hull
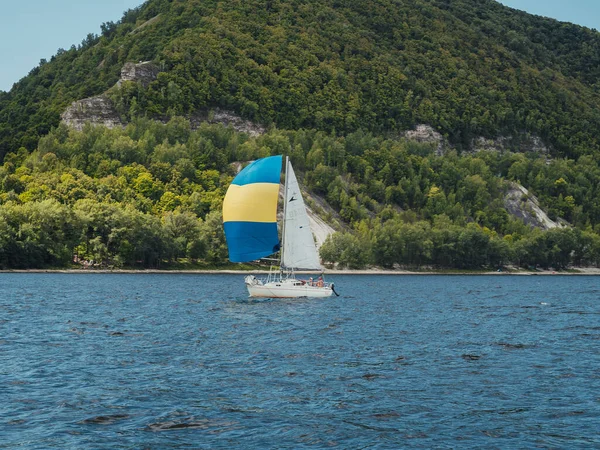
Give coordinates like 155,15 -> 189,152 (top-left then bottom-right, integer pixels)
245,276 -> 333,298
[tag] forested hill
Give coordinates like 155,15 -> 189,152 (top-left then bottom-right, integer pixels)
2,0 -> 600,271
2,0 -> 600,161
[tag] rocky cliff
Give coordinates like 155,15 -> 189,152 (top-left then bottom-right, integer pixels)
504,183 -> 565,230
188,110 -> 265,137
471,134 -> 551,155
61,61 -> 266,136
117,61 -> 161,87
400,124 -> 551,156
60,96 -> 123,132
61,61 -> 161,131
402,125 -> 446,155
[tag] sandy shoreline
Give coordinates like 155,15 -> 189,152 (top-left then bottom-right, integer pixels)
2,268 -> 600,275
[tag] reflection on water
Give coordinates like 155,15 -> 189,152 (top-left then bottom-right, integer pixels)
1,273 -> 599,448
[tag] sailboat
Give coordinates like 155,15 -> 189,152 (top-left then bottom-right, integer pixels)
223,155 -> 336,298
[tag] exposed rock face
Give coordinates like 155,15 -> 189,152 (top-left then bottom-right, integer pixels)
472,134 -> 551,154
62,61 -> 160,130
307,209 -> 335,249
504,183 -> 565,230
189,109 -> 266,137
402,124 -> 446,155
61,61 -> 266,136
303,191 -> 341,249
400,124 -> 551,157
61,95 -> 122,131
118,61 -> 161,87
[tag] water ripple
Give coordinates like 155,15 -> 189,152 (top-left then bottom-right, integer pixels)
1,273 -> 599,448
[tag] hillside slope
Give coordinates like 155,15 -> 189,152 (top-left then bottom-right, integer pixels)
2,0 -> 600,161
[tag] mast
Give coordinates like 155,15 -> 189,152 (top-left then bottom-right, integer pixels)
280,156 -> 289,270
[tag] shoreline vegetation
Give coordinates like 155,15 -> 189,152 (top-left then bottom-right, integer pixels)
2,268 -> 600,275
3,121 -> 600,273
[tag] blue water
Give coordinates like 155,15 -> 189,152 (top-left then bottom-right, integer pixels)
1,274 -> 599,449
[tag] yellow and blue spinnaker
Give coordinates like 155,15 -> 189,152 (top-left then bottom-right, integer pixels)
223,155 -> 282,262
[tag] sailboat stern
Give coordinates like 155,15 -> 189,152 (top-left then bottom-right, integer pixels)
245,275 -> 262,287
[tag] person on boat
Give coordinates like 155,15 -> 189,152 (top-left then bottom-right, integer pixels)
308,277 -> 313,286
317,276 -> 324,287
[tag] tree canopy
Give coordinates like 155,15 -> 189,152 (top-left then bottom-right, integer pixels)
3,0 -> 600,161
1,120 -> 599,269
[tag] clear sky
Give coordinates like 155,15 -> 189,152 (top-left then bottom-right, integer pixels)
497,0 -> 599,30
0,0 -> 144,92
0,0 -> 599,92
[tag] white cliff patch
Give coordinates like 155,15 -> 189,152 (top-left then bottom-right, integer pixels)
60,95 -> 123,131
504,182 -> 565,230
306,206 -> 336,249
402,124 -> 446,155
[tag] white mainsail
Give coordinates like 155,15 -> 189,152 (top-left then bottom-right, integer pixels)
281,159 -> 322,271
